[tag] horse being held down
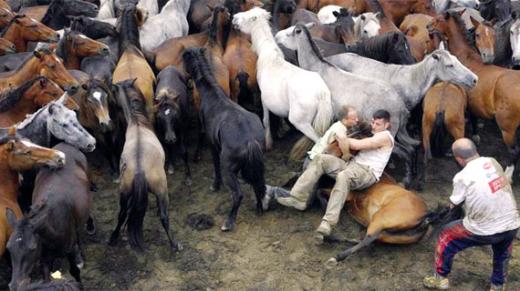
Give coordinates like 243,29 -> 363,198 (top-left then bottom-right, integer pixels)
183,47 -> 266,231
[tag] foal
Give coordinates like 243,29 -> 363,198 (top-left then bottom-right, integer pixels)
183,47 -> 266,231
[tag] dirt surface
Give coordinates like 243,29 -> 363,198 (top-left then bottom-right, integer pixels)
0,120 -> 519,290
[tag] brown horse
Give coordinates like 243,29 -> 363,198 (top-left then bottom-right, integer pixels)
0,37 -> 15,55
109,79 -> 180,252
0,49 -> 80,94
6,142 -> 92,289
0,127 -> 65,258
112,3 -> 155,119
188,0 -> 263,33
321,173 -> 449,267
0,0 -> 10,10
400,13 -> 435,61
0,14 -> 58,52
421,81 -> 467,184
429,10 -> 520,180
0,76 -> 79,127
57,29 -> 110,70
471,17 -> 496,64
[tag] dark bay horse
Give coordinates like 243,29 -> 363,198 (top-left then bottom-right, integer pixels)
0,14 -> 58,52
0,49 -> 79,94
154,66 -> 192,184
112,3 -> 156,119
430,10 -> 520,181
344,32 -> 417,64
19,0 -> 98,30
109,79 -> 180,252
0,76 -> 77,127
69,15 -> 118,40
6,142 -> 92,290
183,47 -> 266,231
0,128 -> 65,258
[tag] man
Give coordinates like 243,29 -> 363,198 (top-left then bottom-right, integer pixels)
263,109 -> 394,240
423,138 -> 520,291
304,106 -> 359,169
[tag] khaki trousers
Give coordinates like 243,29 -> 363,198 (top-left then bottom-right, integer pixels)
290,154 -> 376,225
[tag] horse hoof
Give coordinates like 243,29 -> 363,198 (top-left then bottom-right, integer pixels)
184,178 -> 192,186
173,242 -> 183,252
314,233 -> 325,245
167,167 -> 174,175
221,221 -> 234,232
325,258 -> 338,269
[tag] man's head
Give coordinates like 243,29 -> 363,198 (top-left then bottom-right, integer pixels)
371,109 -> 391,133
338,106 -> 359,128
452,138 -> 479,167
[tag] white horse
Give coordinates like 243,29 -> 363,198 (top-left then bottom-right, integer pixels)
232,8 -> 334,150
317,5 -> 341,24
511,16 -> 520,66
326,49 -> 478,112
139,0 -> 190,51
433,0 -> 480,14
317,6 -> 380,39
137,0 -> 159,16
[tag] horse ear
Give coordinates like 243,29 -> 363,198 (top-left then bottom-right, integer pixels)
57,93 -> 68,105
131,78 -> 138,86
439,41 -> 446,50
332,11 -> 340,17
6,208 -> 18,228
374,12 -> 382,19
405,25 -> 418,37
33,50 -> 43,59
5,139 -> 16,152
392,33 -> 399,42
513,11 -> 518,20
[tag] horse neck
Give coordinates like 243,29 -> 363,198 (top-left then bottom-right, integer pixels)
2,57 -> 40,88
296,38 -> 328,72
2,24 -> 26,51
0,151 -> 20,202
404,56 -> 441,108
7,92 -> 40,118
250,21 -> 284,62
62,42 -> 81,70
17,108 -> 50,147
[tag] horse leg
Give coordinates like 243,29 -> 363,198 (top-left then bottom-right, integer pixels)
67,252 -> 82,282
420,116 -> 434,189
468,110 -> 480,146
108,192 -> 129,246
155,193 -> 182,251
166,144 -> 175,175
194,116 -> 205,162
210,146 -> 222,192
262,102 -> 273,150
288,110 -> 320,143
325,231 -> 381,268
394,141 -> 414,189
221,159 -> 243,232
180,135 -> 192,185
41,252 -> 54,282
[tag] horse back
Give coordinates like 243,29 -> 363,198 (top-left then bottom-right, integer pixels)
467,65 -> 507,119
33,143 -> 91,226
153,33 -> 208,71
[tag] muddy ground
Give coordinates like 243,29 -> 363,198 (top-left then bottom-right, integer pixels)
1,119 -> 519,290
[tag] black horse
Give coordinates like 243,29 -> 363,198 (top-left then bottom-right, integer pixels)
493,12 -> 520,69
344,32 -> 417,64
154,66 -> 193,185
6,143 -> 93,290
182,47 -> 266,231
479,0 -> 511,23
40,0 -> 98,30
69,15 -> 119,40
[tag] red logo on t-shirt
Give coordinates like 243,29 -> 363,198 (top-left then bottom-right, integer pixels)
488,176 -> 507,193
483,162 -> 492,170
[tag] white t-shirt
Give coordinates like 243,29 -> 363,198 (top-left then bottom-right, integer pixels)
353,130 -> 394,181
307,121 -> 347,160
450,157 -> 520,235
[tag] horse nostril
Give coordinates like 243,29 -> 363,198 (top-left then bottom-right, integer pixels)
87,143 -> 96,152
68,85 -> 79,95
101,47 -> 110,55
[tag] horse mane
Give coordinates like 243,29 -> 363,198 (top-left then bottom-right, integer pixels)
119,4 -> 142,53
41,0 -> 63,25
116,80 -> 151,127
350,32 -> 398,57
208,6 -> 225,46
494,18 -> 513,61
365,0 -> 386,17
224,0 -> 241,15
184,48 -> 227,97
447,10 -> 476,48
0,76 -> 45,112
298,24 -> 335,67
0,14 -> 23,37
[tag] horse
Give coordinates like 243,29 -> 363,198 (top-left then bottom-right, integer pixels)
0,14 -> 58,52
317,7 -> 381,40
326,49 -> 477,114
344,32 -> 417,64
19,0 -> 99,30
433,0 -> 480,14
183,47 -> 267,231
270,0 -> 296,32
97,0 -> 116,19
6,142 -> 93,289
504,13 -> 520,68
0,0 -> 9,10
233,8 -> 333,150
187,0 -> 222,33
421,81 -> 467,184
0,128 -> 65,258
138,0 -> 190,52
0,37 -> 14,55
0,49 -> 79,94
400,13 -> 435,61
0,76 -> 75,126
479,0 -> 510,23
109,79 -> 180,252
275,23 -> 426,188
429,10 -> 520,181
154,66 -> 192,184
112,3 -> 156,120
137,0 -> 159,16
292,8 -> 357,44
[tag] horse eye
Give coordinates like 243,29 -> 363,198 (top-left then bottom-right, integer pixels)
63,123 -> 69,128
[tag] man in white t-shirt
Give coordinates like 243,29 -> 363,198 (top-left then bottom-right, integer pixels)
423,138 -> 520,291
263,110 -> 394,241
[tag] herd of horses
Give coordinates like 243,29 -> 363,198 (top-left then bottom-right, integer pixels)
0,0 -> 519,288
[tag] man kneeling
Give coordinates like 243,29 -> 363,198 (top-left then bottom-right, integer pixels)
264,109 -> 394,241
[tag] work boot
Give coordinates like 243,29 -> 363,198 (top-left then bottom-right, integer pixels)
490,283 -> 506,291
423,273 -> 449,290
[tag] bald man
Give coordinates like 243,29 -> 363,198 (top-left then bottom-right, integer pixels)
423,138 -> 520,291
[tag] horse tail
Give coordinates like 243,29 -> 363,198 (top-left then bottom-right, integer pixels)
400,204 -> 463,240
126,172 -> 149,252
143,49 -> 157,71
395,113 -> 420,147
241,141 -> 266,196
430,110 -> 447,157
289,90 -> 334,161
236,72 -> 250,102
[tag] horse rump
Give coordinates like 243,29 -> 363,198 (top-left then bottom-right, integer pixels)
430,110 -> 448,157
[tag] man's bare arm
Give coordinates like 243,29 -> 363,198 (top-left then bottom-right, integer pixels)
348,133 -> 390,151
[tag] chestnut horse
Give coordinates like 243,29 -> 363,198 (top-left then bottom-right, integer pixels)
429,10 -> 520,180
0,37 -> 14,55
0,14 -> 58,52
421,81 -> 467,184
112,3 -> 155,119
0,76 -> 78,126
55,29 -> 110,70
400,13 -> 435,61
7,142 -> 92,289
0,127 -> 65,258
0,49 -> 79,94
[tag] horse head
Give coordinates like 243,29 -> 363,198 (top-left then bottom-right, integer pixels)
356,12 -> 381,40
510,15 -> 520,67
232,7 -> 271,34
59,0 -> 99,17
34,49 -> 80,94
45,94 -> 96,152
428,48 -> 478,88
65,29 -> 110,58
471,17 -> 495,63
2,134 -> 65,171
388,32 -> 416,64
82,79 -> 113,132
155,93 -> 181,144
11,15 -> 59,43
29,77 -> 67,108
333,8 -> 356,44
